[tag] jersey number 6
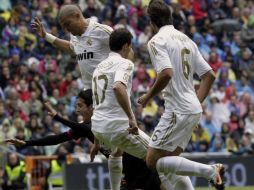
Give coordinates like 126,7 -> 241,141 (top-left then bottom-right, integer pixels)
181,48 -> 190,80
93,74 -> 108,105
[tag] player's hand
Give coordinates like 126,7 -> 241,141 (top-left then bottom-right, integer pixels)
31,17 -> 46,38
128,119 -> 139,135
5,138 -> 26,147
137,94 -> 149,108
90,144 -> 100,162
44,102 -> 57,117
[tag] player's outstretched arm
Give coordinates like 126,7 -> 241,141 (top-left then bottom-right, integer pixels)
197,70 -> 216,103
5,133 -> 72,147
44,102 -> 94,142
113,82 -> 138,135
5,139 -> 26,147
31,17 -> 74,54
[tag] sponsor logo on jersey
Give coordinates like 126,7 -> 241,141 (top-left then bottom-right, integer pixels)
77,50 -> 94,61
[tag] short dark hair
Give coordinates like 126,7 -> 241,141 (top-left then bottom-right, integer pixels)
109,28 -> 133,52
77,89 -> 93,106
148,0 -> 172,27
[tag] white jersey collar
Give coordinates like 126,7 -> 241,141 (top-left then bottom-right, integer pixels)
159,25 -> 174,32
78,19 -> 94,38
109,52 -> 122,58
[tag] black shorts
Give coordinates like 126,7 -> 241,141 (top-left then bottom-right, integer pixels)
122,152 -> 161,190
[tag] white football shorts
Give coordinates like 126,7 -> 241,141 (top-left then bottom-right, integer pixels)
149,112 -> 202,152
92,128 -> 149,159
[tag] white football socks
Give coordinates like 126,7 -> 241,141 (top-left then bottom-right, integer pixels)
108,155 -> 123,190
157,156 -> 215,180
168,173 -> 194,190
159,172 -> 195,190
159,172 -> 174,190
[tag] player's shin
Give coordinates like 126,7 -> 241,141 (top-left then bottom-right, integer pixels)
168,174 -> 194,190
156,156 -> 215,179
158,173 -> 174,190
108,155 -> 123,190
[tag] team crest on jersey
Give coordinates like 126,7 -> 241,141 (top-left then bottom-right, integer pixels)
86,38 -> 93,46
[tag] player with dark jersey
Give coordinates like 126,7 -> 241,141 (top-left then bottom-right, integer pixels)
6,89 -> 161,190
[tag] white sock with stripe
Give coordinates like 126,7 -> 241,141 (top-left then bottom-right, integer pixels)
159,172 -> 174,190
156,156 -> 215,180
168,173 -> 194,190
108,155 -> 122,190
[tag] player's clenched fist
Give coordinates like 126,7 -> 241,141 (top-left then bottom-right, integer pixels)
137,94 -> 149,108
128,119 -> 139,135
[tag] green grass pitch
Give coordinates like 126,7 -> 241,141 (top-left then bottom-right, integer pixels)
197,187 -> 254,190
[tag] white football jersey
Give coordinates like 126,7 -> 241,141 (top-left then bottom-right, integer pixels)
148,25 -> 212,114
91,52 -> 134,133
69,20 -> 113,89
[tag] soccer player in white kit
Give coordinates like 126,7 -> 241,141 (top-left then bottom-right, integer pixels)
31,4 -> 112,89
91,28 -> 153,190
138,1 -> 225,190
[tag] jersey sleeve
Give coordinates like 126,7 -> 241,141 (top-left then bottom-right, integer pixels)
193,44 -> 212,77
95,23 -> 113,46
148,36 -> 172,73
69,34 -> 75,52
114,61 -> 134,86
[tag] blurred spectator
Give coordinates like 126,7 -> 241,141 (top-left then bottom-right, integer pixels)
245,110 -> 254,132
228,112 -> 239,133
192,0 -> 208,25
225,134 -> 238,153
0,65 -> 11,89
237,48 -> 252,72
192,125 -> 210,152
83,0 -> 101,19
241,15 -> 254,50
171,2 -> 187,30
138,25 -> 152,60
59,72 -> 73,97
208,0 -> 227,22
235,129 -> 254,155
226,94 -> 240,115
239,93 -> 252,118
0,119 -> 16,142
17,79 -> 30,102
0,100 -> 8,124
1,152 -> 26,190
207,93 -> 230,130
209,132 -> 226,152
231,118 -> 245,146
208,52 -> 223,73
200,111 -> 218,139
47,145 -> 68,189
37,50 -> 59,75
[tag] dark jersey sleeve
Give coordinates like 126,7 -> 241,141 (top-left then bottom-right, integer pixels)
25,132 -> 72,146
53,114 -> 94,143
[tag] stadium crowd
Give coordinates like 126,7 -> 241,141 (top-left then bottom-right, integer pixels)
0,0 -> 253,161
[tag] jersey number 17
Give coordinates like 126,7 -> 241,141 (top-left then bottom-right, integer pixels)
93,75 -> 108,105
